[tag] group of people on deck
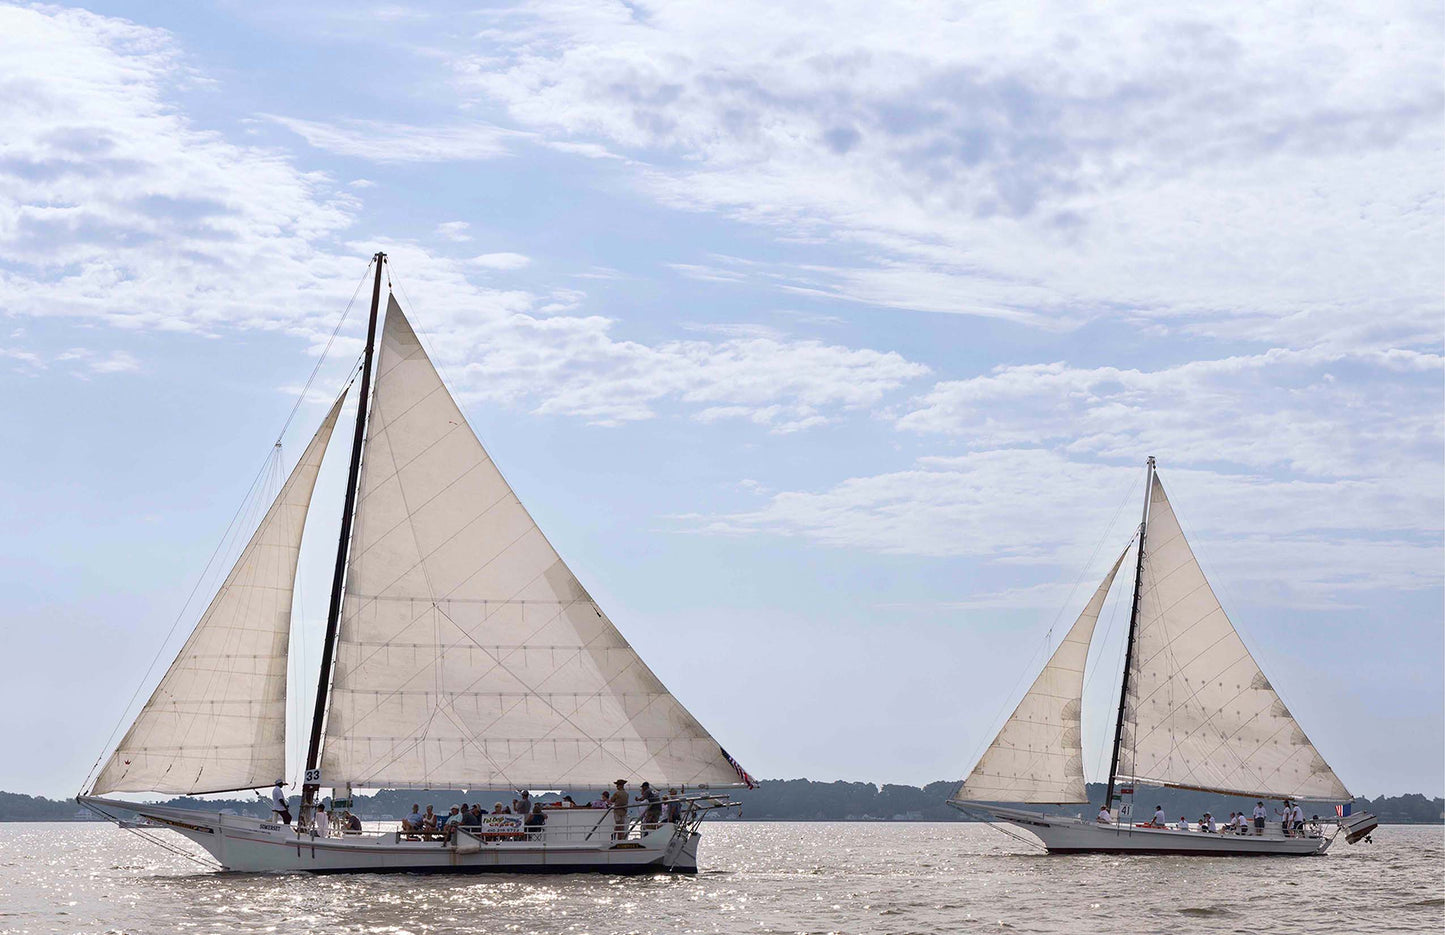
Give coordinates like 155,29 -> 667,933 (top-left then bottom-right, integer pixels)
392,779 -> 687,843
1094,799 -> 1314,836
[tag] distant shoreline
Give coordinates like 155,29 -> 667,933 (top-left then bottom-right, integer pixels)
5,783 -> 1441,824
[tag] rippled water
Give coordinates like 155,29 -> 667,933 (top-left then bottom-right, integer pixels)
0,821 -> 1440,934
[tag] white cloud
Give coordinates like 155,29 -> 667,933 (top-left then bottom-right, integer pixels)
265,114 -> 521,162
436,220 -> 472,242
0,4 -> 359,334
694,449 -> 1442,603
453,0 -> 1443,347
468,251 -> 531,270
0,5 -> 928,434
898,349 -> 1445,481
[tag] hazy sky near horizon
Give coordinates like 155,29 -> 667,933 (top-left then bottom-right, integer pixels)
1,1 -> 1441,799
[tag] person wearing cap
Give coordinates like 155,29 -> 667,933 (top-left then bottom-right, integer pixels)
612,779 -> 630,839
1176,814 -> 1190,831
264,780 -> 292,825
1151,805 -> 1166,827
1252,801 -> 1267,835
440,806 -> 463,845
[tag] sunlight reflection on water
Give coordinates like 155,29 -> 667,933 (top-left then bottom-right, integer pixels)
0,821 -> 1440,934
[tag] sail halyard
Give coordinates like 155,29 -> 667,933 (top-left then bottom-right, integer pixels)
302,252 -> 385,812
91,391 -> 348,796
952,540 -> 1135,805
1114,467 -> 1351,802
317,293 -> 748,791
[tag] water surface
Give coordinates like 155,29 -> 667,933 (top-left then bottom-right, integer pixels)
0,821 -> 1439,934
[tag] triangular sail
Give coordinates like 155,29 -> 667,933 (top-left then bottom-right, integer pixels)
319,296 -> 744,789
93,393 -> 346,795
953,544 -> 1133,804
1116,473 -> 1350,800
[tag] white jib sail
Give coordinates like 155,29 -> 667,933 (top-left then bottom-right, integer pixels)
320,296 -> 744,790
953,544 -> 1132,804
93,393 -> 346,795
1117,473 -> 1350,801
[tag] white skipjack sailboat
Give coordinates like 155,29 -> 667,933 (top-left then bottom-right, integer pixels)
950,457 -> 1379,855
81,254 -> 754,873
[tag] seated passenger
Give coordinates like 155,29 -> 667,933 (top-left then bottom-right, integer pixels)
1151,805 -> 1166,827
1096,805 -> 1112,823
1203,813 -> 1216,833
421,805 -> 438,831
345,811 -> 362,832
440,806 -> 463,844
401,803 -> 422,831
592,791 -> 611,809
1176,816 -> 1190,831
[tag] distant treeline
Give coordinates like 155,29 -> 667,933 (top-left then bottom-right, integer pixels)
7,783 -> 1441,823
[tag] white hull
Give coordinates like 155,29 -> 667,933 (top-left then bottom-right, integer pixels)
82,798 -> 702,874
982,806 -> 1332,856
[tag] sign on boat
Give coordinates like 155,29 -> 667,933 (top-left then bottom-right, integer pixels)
79,253 -> 755,874
949,457 -> 1379,855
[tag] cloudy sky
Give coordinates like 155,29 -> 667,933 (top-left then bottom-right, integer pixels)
1,1 -> 1441,798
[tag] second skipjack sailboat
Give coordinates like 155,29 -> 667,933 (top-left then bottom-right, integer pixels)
950,457 -> 1378,855
81,254 -> 754,873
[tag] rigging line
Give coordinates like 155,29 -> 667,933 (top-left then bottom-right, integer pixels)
272,258 -> 374,446
81,347 -> 367,796
78,800 -> 221,871
80,442 -> 284,794
956,471 -> 1141,786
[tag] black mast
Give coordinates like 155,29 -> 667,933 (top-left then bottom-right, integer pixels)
1104,455 -> 1154,811
301,252 -> 385,812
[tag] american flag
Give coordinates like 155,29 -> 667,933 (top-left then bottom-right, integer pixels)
720,747 -> 757,789
1335,804 -> 1352,817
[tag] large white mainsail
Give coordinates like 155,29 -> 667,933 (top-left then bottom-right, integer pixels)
953,544 -> 1133,804
319,296 -> 743,790
93,394 -> 346,795
1116,474 -> 1350,800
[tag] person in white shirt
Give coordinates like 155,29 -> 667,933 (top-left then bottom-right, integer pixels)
1203,813 -> 1217,833
266,780 -> 291,825
313,803 -> 330,838
1097,805 -> 1112,823
1176,816 -> 1190,831
1290,802 -> 1306,834
1252,802 -> 1267,835
1276,800 -> 1294,837
1152,805 -> 1167,827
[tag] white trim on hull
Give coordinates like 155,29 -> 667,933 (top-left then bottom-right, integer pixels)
980,806 -> 1332,856
81,797 -> 702,874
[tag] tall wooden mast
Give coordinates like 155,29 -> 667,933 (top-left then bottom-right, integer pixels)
1104,455 -> 1154,810
301,252 -> 385,812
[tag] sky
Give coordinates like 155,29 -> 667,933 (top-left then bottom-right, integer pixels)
0,0 -> 1441,800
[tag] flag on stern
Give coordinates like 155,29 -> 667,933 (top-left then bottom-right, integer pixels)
720,748 -> 757,789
